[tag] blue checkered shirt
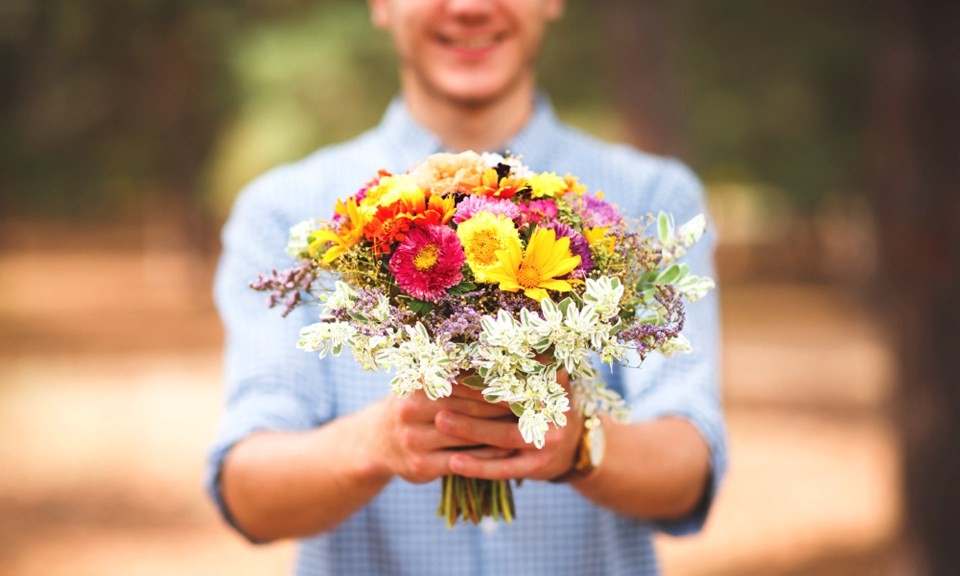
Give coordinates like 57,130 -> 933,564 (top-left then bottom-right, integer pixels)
208,95 -> 727,576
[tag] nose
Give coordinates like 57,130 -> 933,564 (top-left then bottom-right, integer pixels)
445,0 -> 495,19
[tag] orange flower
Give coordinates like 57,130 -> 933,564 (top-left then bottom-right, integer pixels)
473,168 -> 530,199
363,191 -> 456,255
364,202 -> 415,256
404,191 -> 457,227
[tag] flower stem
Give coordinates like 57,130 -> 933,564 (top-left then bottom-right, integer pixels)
438,475 -> 516,528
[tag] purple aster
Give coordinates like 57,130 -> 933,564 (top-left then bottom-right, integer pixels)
581,194 -> 622,228
541,221 -> 594,278
453,195 -> 522,224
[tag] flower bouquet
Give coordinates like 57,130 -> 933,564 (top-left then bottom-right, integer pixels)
251,151 -> 715,527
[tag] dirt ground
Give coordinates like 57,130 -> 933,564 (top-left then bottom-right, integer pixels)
0,247 -> 900,575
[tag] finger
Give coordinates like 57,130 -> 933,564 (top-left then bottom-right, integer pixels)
392,391 -> 445,424
449,384 -> 488,401
448,446 -> 517,460
401,451 -> 459,484
434,410 -> 528,449
436,395 -> 514,418
448,451 -> 546,481
400,425 -> 495,452
557,367 -> 570,388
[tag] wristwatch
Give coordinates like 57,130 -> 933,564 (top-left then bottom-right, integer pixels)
550,415 -> 605,483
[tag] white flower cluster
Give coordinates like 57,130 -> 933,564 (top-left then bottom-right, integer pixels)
321,281 -> 357,315
480,151 -> 533,178
297,268 -> 712,450
297,321 -> 356,359
375,323 -> 459,401
470,278 -> 634,448
570,368 -> 630,422
286,219 -> 317,259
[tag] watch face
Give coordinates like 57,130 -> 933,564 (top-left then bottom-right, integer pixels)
587,423 -> 606,468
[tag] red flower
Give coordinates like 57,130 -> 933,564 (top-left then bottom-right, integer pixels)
389,224 -> 466,302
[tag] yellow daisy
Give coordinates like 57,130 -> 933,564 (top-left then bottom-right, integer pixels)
360,174 -> 422,216
456,212 -> 520,283
527,172 -> 568,199
310,197 -> 368,264
486,227 -> 581,302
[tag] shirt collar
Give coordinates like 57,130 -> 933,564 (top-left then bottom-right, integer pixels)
376,92 -> 561,171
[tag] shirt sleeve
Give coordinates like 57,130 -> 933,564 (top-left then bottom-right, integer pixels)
205,171 -> 334,539
613,160 -> 728,537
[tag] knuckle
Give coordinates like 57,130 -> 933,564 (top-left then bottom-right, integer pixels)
397,399 -> 423,423
434,411 -> 455,433
399,428 -> 418,451
406,455 -> 434,482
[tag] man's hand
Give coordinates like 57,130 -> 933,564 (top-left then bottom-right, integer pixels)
367,386 -> 517,484
434,375 -> 584,482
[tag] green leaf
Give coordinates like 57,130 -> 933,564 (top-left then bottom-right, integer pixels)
407,299 -> 434,315
569,291 -> 585,306
448,281 -> 478,295
461,375 -> 486,389
657,264 -> 681,284
509,403 -> 525,417
557,297 -> 575,315
657,212 -> 673,243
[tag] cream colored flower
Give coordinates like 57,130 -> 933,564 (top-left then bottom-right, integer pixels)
410,151 -> 486,195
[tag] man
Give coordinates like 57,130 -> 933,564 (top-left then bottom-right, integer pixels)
208,1 -> 727,574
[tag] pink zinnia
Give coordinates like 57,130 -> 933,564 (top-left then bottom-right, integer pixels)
389,224 -> 466,302
453,195 -> 522,224
518,199 -> 559,226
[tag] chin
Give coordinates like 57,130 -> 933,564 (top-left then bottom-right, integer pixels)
429,72 -> 525,107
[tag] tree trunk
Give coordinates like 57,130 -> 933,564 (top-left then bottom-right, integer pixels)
869,1 -> 960,573
604,0 -> 684,157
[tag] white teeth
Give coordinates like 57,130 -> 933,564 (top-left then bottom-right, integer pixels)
450,36 -> 496,50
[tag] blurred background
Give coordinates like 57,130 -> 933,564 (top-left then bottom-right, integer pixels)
2,1 -> 956,574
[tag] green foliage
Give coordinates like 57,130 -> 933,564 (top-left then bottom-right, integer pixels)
673,0 -> 874,212
204,1 -> 397,214
1,0 -> 875,221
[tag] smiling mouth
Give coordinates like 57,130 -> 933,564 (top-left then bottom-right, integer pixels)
438,33 -> 507,51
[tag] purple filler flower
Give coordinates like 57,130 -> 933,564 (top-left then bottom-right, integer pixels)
453,195 -> 521,224
541,221 -> 594,277
581,194 -> 622,228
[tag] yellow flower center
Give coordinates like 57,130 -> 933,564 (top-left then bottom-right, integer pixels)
413,244 -> 439,271
469,230 -> 500,265
516,263 -> 542,289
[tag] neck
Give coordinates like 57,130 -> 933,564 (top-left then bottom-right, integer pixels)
402,76 -> 536,153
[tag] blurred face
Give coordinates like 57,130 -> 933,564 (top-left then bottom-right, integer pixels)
370,0 -> 564,106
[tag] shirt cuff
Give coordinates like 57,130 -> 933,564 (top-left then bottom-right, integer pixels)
630,390 -> 728,537
205,388 -> 318,543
